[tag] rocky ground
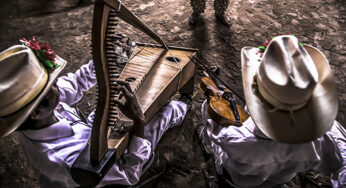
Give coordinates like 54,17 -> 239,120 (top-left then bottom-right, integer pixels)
0,0 -> 345,187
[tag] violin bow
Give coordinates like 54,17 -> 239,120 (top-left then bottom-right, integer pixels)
192,56 -> 246,104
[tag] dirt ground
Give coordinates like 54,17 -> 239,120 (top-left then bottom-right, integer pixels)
0,0 -> 345,187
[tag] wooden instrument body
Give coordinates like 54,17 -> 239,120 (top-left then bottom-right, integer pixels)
71,1 -> 197,187
107,43 -> 197,157
198,77 -> 249,127
135,44 -> 196,122
90,0 -> 171,162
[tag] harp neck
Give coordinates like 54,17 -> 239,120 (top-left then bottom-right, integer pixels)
99,0 -> 169,48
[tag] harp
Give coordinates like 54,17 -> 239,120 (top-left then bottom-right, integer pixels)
70,0 -> 197,187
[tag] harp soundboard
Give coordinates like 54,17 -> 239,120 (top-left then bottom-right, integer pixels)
71,0 -> 197,186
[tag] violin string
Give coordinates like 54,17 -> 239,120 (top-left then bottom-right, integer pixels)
191,56 -> 246,103
197,55 -> 244,98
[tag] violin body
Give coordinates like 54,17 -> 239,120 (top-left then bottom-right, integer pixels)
199,77 -> 249,127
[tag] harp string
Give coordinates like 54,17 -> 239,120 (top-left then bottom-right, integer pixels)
105,0 -> 195,97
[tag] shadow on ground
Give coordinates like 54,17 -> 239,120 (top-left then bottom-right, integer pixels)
0,0 -> 345,187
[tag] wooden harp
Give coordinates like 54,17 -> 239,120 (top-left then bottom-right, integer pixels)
70,0 -> 197,187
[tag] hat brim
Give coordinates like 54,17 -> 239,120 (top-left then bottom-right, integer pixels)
241,45 -> 338,143
0,56 -> 66,138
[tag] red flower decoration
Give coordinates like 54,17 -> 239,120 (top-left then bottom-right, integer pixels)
20,36 -> 59,70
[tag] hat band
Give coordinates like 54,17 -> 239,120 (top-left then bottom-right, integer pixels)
255,75 -> 309,111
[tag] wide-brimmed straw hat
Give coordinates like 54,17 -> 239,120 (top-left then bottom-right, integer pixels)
0,45 -> 66,138
241,35 -> 338,143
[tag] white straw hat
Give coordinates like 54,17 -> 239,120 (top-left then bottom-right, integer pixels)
0,45 -> 66,138
241,35 -> 338,143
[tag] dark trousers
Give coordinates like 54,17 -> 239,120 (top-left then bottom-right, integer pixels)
190,0 -> 230,15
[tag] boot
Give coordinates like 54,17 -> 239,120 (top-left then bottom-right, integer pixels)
215,13 -> 232,26
189,12 -> 201,25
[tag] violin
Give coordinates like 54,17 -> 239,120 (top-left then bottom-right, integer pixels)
198,70 -> 249,127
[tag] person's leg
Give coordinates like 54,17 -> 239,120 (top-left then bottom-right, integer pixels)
198,101 -> 240,187
143,101 -> 187,150
214,0 -> 232,26
329,121 -> 346,187
198,100 -> 225,173
196,123 -> 227,178
189,0 -> 207,25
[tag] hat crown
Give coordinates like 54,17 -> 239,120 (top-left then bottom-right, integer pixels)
0,44 -> 66,138
241,35 -> 338,143
257,35 -> 319,108
0,45 -> 48,116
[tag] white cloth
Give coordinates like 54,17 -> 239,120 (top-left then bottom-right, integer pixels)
201,100 -> 346,188
18,60 -> 187,188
